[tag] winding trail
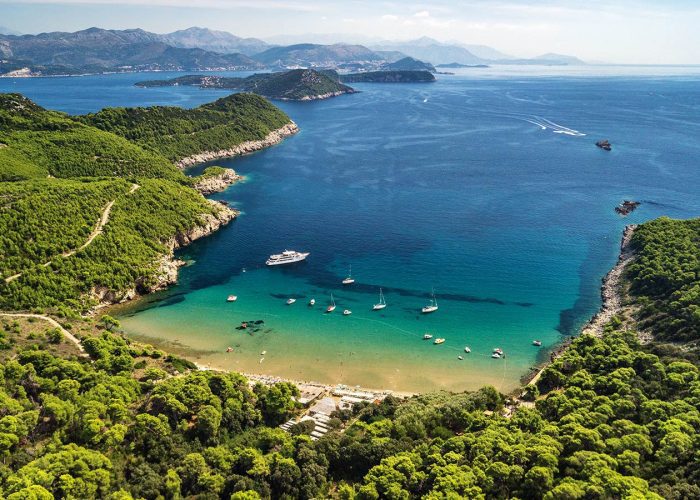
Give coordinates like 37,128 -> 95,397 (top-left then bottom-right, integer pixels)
4,184 -> 140,284
0,313 -> 87,357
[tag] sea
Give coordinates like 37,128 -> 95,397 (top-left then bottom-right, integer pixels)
3,65 -> 699,393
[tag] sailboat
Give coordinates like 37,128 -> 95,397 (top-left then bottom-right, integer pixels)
421,288 -> 438,314
342,265 -> 355,285
326,293 -> 336,313
372,288 -> 387,310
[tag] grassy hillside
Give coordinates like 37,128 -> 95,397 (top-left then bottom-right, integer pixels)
80,93 -> 292,162
0,178 -> 222,312
627,217 -> 700,341
0,94 -> 181,181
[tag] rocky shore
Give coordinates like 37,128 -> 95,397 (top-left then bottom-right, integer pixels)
292,90 -> 354,101
193,168 -> 242,195
581,224 -> 638,336
91,200 -> 238,308
176,122 -> 299,169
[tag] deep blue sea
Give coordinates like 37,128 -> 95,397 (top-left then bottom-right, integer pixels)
4,66 -> 699,392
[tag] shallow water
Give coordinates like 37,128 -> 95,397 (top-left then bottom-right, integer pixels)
5,67 -> 699,392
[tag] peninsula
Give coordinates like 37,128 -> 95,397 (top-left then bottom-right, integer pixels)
135,69 -> 356,101
0,92 -> 297,312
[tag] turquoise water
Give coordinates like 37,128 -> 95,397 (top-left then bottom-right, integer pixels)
4,67 -> 700,392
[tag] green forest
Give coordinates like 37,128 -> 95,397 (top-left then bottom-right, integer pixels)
627,217 -> 700,341
79,93 -> 292,162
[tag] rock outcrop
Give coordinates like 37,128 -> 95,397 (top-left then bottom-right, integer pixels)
176,122 -> 299,169
596,139 -> 612,151
615,200 -> 640,216
193,168 -> 242,195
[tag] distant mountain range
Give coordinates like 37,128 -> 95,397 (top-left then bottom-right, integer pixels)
0,27 -> 585,77
161,27 -> 269,56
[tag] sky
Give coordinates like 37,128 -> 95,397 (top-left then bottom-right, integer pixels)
1,0 -> 699,64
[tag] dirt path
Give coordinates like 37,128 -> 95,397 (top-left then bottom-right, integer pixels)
0,313 -> 87,357
4,184 -> 140,283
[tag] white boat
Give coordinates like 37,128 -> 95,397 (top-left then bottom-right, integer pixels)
309,298 -> 315,306
343,309 -> 352,316
493,348 -> 503,355
342,265 -> 355,285
533,340 -> 542,346
423,333 -> 433,340
227,295 -> 238,302
372,288 -> 387,310
421,288 -> 438,314
261,350 -> 267,355
458,355 -> 464,360
434,338 -> 445,345
464,347 -> 471,353
492,352 -> 501,359
326,293 -> 336,313
266,250 -> 310,266
286,298 -> 296,305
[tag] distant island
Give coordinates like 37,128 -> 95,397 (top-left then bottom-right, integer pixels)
381,56 -> 436,72
340,70 -> 436,83
436,62 -> 489,69
136,69 -> 355,101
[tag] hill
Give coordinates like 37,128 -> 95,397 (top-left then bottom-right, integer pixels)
340,70 -> 436,83
252,42 -> 383,68
371,37 -> 487,65
0,27 -> 262,76
0,92 -> 295,311
0,93 -> 181,181
135,69 -> 355,101
161,26 -> 270,56
79,93 -> 294,162
381,56 -> 435,72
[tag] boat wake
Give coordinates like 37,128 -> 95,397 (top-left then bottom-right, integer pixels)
522,116 -> 586,137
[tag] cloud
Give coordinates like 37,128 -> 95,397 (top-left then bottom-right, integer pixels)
0,0 -> 320,11
413,10 -> 430,18
381,14 -> 399,21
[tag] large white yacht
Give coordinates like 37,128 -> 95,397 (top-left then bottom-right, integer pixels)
265,250 -> 310,266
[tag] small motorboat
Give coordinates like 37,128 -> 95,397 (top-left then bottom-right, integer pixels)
343,309 -> 352,316
309,298 -> 316,306
492,352 -> 501,359
286,298 -> 296,305
464,347 -> 471,353
434,338 -> 445,345
226,347 -> 233,352
342,265 -> 355,285
533,340 -> 542,346
261,350 -> 267,355
458,355 -> 464,360
227,295 -> 238,302
327,293 -> 336,313
423,333 -> 433,340
493,348 -> 503,355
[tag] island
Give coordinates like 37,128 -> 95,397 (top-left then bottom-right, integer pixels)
135,69 -> 355,101
596,139 -> 612,151
339,70 -> 436,83
381,56 -> 436,72
436,62 -> 490,68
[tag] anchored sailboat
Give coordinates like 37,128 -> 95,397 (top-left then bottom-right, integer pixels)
342,265 -> 355,285
421,288 -> 438,314
326,293 -> 336,313
372,288 -> 387,310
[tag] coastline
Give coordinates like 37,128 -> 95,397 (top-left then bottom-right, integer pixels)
176,122 -> 299,169
522,224 -> 638,389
